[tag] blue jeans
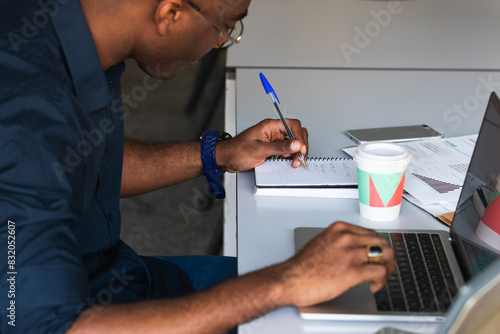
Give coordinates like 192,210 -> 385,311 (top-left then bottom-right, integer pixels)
91,243 -> 238,332
153,255 -> 238,333
155,255 -> 237,292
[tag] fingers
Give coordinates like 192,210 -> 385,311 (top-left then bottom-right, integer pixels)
260,118 -> 309,162
365,242 -> 396,293
287,120 -> 308,155
368,265 -> 393,293
224,119 -> 309,171
341,233 -> 395,294
284,119 -> 308,167
324,220 -> 378,235
288,221 -> 396,306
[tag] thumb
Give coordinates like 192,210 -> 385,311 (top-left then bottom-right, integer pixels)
268,139 -> 301,156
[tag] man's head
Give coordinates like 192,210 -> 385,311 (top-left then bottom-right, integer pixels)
81,0 -> 249,79
132,0 -> 249,79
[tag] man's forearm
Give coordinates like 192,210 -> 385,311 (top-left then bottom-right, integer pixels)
68,262 -> 290,334
68,222 -> 396,333
120,119 -> 311,197
121,138 -> 203,197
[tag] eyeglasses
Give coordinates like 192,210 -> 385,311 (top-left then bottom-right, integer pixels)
183,0 -> 244,48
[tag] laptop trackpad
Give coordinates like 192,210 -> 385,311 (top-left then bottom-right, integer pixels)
300,282 -> 378,316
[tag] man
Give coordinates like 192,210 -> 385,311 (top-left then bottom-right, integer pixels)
0,0 -> 395,333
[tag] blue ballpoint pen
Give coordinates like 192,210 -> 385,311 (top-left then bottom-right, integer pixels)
259,73 -> 308,170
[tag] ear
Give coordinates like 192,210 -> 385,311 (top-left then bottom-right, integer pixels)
155,0 -> 185,36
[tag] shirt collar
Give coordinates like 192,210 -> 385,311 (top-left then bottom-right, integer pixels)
51,0 -> 110,113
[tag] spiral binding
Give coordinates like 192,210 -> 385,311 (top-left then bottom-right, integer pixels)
265,156 -> 353,162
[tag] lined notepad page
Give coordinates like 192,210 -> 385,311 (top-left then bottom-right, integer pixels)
255,158 -> 358,187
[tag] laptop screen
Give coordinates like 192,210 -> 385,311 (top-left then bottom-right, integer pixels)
451,92 -> 500,279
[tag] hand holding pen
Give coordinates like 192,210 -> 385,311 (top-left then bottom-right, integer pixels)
259,73 -> 309,169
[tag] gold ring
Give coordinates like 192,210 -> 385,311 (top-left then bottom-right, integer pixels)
367,244 -> 384,264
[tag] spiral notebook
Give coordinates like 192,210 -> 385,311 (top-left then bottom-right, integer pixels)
254,157 -> 358,198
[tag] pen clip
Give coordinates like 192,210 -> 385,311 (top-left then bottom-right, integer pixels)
259,73 -> 280,104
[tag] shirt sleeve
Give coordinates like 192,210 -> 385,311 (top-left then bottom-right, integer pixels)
0,93 -> 92,333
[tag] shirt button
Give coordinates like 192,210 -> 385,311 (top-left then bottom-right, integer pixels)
108,213 -> 114,222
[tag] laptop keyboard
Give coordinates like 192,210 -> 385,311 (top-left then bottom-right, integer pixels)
374,232 -> 459,313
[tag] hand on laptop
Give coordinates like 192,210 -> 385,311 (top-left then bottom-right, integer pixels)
280,221 -> 396,308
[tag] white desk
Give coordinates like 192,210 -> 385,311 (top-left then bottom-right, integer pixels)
237,174 -> 443,334
224,66 -> 500,253
223,0 -> 500,257
234,68 -> 499,151
223,0 -> 500,331
228,0 -> 500,70
229,68 -> 499,333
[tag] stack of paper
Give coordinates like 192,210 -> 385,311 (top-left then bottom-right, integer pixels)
344,134 -> 478,222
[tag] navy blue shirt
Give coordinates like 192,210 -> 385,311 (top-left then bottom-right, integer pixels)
0,1 -> 192,333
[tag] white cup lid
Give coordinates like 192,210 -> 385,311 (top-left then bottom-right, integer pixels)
354,142 -> 410,163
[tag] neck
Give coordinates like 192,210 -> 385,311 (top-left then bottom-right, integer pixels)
79,0 -> 137,70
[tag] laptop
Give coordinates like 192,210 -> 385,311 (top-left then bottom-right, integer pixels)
375,258 -> 500,333
294,92 -> 500,322
437,257 -> 500,333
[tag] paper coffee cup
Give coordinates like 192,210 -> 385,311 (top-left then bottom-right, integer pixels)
354,142 -> 411,221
